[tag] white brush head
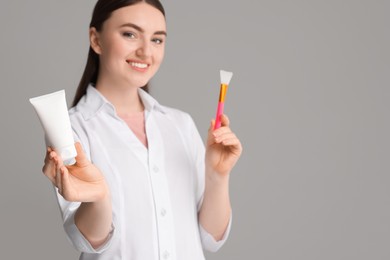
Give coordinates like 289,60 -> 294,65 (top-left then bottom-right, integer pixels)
220,70 -> 233,85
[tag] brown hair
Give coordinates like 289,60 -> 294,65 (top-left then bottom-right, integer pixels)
72,0 -> 165,107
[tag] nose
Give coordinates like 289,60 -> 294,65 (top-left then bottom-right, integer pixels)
136,39 -> 152,59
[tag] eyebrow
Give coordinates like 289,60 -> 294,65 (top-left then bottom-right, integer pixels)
120,23 -> 167,36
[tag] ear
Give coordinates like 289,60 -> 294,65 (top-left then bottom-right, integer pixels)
89,27 -> 102,55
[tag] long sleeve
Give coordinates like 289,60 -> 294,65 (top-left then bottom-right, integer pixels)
53,118 -> 115,254
55,190 -> 115,253
186,114 -> 233,252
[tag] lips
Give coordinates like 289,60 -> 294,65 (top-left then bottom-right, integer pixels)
126,60 -> 150,71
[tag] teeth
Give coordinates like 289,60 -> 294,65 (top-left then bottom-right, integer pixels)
130,62 -> 148,69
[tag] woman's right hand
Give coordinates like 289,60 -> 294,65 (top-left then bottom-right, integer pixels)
42,142 -> 109,202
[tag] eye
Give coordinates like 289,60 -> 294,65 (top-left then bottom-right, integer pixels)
122,32 -> 136,39
152,38 -> 164,44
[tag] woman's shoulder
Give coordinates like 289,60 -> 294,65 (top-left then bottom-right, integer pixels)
158,105 -> 201,139
67,105 -> 93,137
159,105 -> 194,125
68,106 -> 85,124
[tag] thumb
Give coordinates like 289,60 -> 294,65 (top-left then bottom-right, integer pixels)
74,142 -> 90,167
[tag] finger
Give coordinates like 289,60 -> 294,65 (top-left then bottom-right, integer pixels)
53,151 -> 65,192
44,167 -> 56,184
208,119 -> 216,132
74,142 -> 89,167
221,137 -> 242,148
43,147 -> 55,167
212,114 -> 232,137
220,114 -> 230,127
213,130 -> 242,149
60,166 -> 74,201
213,126 -> 233,138
43,149 -> 52,172
55,162 -> 62,194
44,147 -> 52,164
214,132 -> 237,144
43,168 -> 56,184
42,151 -> 59,184
218,136 -> 243,157
53,149 -> 65,168
207,120 -> 216,145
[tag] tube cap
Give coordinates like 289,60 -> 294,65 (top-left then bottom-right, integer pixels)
58,144 -> 77,165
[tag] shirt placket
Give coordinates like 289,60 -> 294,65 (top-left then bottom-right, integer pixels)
146,113 -> 176,260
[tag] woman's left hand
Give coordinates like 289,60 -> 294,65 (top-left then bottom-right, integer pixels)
205,114 -> 243,177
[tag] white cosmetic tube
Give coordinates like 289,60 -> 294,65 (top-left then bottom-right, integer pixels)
30,90 -> 77,165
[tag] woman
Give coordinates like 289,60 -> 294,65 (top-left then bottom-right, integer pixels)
43,0 -> 242,259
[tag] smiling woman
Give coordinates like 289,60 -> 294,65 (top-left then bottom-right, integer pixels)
88,3 -> 166,101
39,0 -> 242,260
72,0 -> 166,107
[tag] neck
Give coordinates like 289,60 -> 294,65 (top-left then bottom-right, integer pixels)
95,79 -> 144,116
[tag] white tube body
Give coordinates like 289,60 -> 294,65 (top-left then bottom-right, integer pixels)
30,90 -> 77,165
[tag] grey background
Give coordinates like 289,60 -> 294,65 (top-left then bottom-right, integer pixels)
0,0 -> 389,259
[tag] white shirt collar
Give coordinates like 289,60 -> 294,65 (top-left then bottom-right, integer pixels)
77,84 -> 167,120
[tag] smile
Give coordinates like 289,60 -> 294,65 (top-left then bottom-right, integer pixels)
127,60 -> 149,69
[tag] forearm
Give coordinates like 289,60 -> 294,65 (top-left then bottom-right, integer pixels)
198,169 -> 231,241
75,193 -> 112,249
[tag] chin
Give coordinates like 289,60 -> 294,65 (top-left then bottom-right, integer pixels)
130,76 -> 153,88
129,80 -> 150,89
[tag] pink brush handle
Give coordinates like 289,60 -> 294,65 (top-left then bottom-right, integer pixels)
214,101 -> 225,129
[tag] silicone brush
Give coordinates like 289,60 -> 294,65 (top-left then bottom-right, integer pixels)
214,70 -> 233,129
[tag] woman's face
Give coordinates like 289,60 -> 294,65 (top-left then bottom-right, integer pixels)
91,3 -> 166,89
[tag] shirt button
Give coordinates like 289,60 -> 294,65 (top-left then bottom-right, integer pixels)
162,251 -> 170,259
153,165 -> 159,173
161,208 -> 167,217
